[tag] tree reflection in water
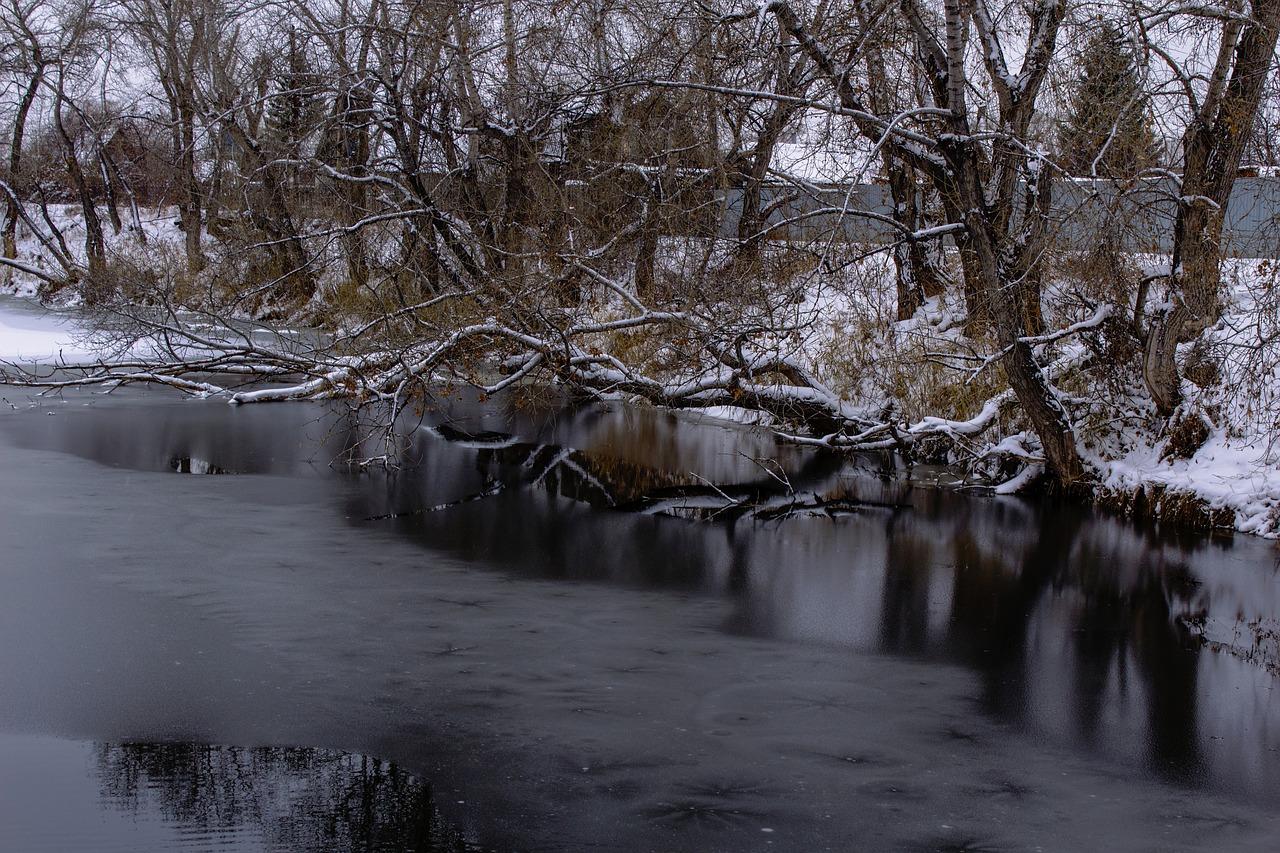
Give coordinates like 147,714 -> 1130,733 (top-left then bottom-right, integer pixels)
91,743 -> 473,852
10,388 -> 1273,807
719,481 -> 1277,793
353,400 -> 1278,798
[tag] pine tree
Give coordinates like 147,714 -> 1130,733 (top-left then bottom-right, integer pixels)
1058,22 -> 1160,178
265,29 -> 324,159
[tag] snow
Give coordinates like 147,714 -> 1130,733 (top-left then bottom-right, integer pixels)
772,141 -> 865,183
684,405 -> 774,427
994,462 -> 1044,494
0,297 -> 96,363
1139,261 -> 1171,279
1095,432 -> 1280,537
0,204 -> 186,298
783,245 -> 1280,536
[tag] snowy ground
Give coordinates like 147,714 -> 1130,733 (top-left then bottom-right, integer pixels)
1085,256 -> 1280,537
0,296 -> 96,363
1099,434 -> 1280,537
0,203 -> 184,300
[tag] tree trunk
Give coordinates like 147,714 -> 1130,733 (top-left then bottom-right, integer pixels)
3,64 -> 42,278
736,97 -> 799,258
99,153 -> 123,235
222,118 -> 316,304
1012,168 -> 1052,336
1142,185 -> 1230,415
101,149 -> 147,245
54,100 -> 106,279
170,94 -> 205,273
634,179 -> 661,298
1142,0 -> 1280,414
1002,339 -> 1081,481
966,201 -> 1083,483
335,87 -> 372,297
885,159 -> 946,320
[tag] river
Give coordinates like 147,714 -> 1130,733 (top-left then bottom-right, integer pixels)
1,298 -> 1278,852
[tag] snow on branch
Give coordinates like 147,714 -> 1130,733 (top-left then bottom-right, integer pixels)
964,304 -> 1114,383
0,254 -> 65,284
1018,304 -> 1114,347
971,0 -> 1016,94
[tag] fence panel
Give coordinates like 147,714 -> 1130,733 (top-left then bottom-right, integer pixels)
716,178 -> 1280,259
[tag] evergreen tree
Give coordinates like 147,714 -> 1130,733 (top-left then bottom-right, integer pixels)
1058,22 -> 1159,178
265,28 -> 325,159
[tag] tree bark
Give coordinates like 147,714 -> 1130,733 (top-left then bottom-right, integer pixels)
736,45 -> 807,259
960,162 -> 1083,482
221,117 -> 317,304
3,59 -> 42,276
885,159 -> 946,320
54,96 -> 106,279
772,0 -> 1079,479
1142,0 -> 1280,414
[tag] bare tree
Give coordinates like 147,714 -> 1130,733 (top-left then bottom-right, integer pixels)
0,0 -> 103,286
52,66 -> 108,278
11,0 -> 1277,494
119,0 -> 213,273
0,0 -> 51,277
1137,0 -> 1280,417
763,0 -> 1084,482
853,2 -> 948,320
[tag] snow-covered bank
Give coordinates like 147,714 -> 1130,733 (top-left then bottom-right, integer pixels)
775,250 -> 1280,538
1084,255 -> 1280,537
1096,439 -> 1280,537
0,204 -> 185,300
3,205 -> 1280,539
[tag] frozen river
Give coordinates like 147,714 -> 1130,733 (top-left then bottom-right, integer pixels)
1,298 -> 1278,852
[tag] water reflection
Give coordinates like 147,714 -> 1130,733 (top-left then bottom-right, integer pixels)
0,389 -> 334,477
342,401 -> 1280,800
170,456 -> 234,474
92,742 -> 471,852
723,489 -> 1278,796
2,385 -> 1277,808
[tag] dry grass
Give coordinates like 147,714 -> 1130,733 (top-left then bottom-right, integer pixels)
1095,483 -> 1237,531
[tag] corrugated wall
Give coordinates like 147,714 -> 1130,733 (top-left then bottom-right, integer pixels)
716,178 -> 1280,258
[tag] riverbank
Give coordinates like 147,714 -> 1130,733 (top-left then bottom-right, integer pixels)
2,205 -> 1279,539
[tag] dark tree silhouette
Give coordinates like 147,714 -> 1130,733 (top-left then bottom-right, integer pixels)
1057,21 -> 1159,179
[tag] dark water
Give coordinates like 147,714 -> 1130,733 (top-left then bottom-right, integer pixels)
1,383 -> 1278,852
0,735 -> 466,852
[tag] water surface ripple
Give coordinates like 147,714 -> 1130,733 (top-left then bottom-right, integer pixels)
1,386 -> 1277,852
